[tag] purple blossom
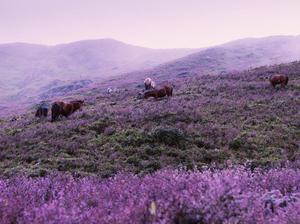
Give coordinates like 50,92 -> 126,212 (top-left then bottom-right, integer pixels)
0,167 -> 300,224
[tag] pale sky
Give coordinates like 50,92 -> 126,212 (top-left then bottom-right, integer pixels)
1,0 -> 300,48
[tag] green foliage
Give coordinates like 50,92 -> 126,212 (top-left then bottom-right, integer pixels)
88,119 -> 115,134
151,127 -> 187,147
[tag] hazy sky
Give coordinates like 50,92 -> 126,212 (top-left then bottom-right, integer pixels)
1,0 -> 300,48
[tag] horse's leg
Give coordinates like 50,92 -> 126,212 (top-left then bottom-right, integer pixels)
51,114 -> 57,122
51,110 -> 60,122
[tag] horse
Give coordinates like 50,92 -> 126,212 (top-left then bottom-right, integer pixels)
144,85 -> 173,99
269,74 -> 288,88
51,100 -> 84,122
144,78 -> 156,90
107,87 -> 120,94
107,88 -> 113,94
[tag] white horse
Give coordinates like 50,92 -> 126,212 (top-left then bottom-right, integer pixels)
107,87 -> 120,94
107,88 -> 113,94
144,78 -> 156,90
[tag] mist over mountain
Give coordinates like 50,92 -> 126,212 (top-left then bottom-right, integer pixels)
130,35 -> 300,81
0,39 -> 197,103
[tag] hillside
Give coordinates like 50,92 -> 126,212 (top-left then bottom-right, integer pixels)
0,61 -> 299,177
0,39 -> 197,105
125,35 -> 300,81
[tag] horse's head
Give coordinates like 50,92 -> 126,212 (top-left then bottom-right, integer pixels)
70,100 -> 84,105
70,100 -> 84,111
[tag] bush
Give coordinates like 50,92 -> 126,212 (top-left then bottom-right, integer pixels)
88,119 -> 114,134
151,127 -> 187,147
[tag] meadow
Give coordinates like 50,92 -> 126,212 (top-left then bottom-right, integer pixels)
0,61 -> 299,223
1,61 -> 299,177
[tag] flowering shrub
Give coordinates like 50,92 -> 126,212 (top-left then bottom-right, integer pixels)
0,167 -> 300,224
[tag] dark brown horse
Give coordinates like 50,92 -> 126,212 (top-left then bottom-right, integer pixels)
269,74 -> 288,88
144,85 -> 173,99
51,100 -> 84,122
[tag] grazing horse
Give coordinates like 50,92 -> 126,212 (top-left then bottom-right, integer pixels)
51,100 -> 84,122
107,88 -> 113,94
269,74 -> 288,88
144,78 -> 156,90
144,85 -> 173,99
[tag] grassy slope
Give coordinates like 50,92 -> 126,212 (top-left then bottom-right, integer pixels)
0,61 -> 299,177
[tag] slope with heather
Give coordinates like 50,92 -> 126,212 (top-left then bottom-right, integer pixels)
0,61 -> 299,177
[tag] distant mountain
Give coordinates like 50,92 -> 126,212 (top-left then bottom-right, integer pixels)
0,39 -> 198,103
129,35 -> 300,81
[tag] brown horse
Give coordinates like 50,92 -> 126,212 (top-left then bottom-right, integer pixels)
144,85 -> 173,99
51,100 -> 84,122
269,74 -> 288,88
35,107 -> 48,118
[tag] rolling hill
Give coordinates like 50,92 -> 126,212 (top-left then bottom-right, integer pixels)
124,35 -> 300,81
0,39 -> 197,104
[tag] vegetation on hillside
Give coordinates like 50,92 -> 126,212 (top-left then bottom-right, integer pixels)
1,61 -> 299,177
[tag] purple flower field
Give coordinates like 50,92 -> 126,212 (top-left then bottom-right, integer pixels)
1,167 -> 300,224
